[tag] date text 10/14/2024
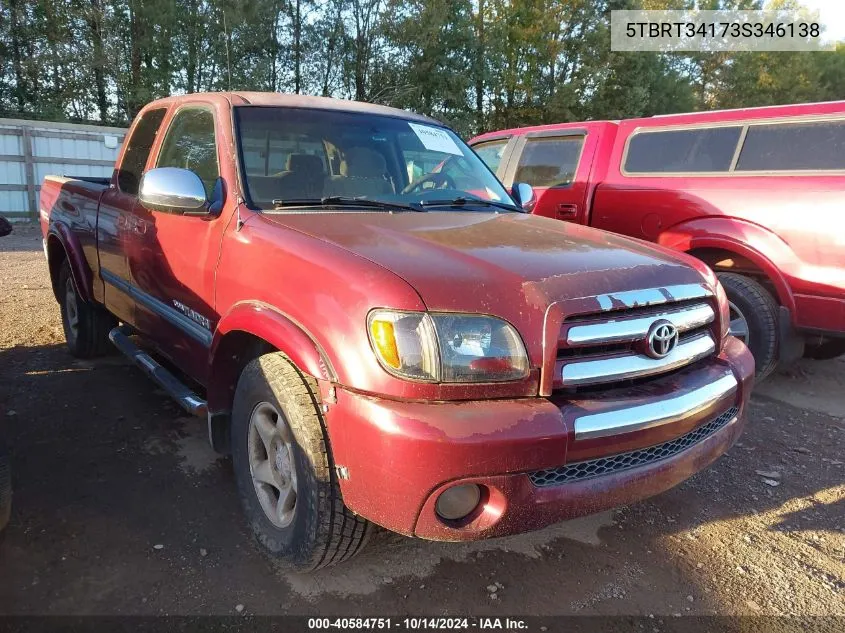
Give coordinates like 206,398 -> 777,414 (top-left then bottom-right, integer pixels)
307,618 -> 531,630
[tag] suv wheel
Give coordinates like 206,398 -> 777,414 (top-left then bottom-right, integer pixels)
231,352 -> 370,571
58,260 -> 115,358
717,272 -> 780,380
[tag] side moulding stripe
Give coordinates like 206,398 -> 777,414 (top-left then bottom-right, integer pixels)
101,269 -> 213,348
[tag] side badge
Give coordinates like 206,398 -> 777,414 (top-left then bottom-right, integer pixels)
172,299 -> 211,330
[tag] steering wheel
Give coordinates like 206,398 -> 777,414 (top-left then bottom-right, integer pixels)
402,172 -> 456,194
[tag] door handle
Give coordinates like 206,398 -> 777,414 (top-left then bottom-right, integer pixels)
556,204 -> 578,220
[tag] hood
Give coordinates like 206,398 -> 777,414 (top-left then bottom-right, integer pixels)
264,211 -> 708,321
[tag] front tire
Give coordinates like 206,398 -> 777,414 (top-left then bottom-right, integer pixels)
231,353 -> 370,571
717,272 -> 780,380
58,260 -> 115,358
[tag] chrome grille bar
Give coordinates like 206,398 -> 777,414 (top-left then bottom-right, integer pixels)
560,333 -> 716,387
566,303 -> 714,347
573,371 -> 738,440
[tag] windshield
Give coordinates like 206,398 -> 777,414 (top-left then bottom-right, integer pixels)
234,106 -> 516,211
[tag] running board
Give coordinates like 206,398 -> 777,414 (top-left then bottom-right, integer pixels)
108,326 -> 208,417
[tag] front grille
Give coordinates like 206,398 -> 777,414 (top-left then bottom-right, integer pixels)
529,406 -> 739,487
554,299 -> 718,390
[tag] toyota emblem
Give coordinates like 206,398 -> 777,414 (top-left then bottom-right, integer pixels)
646,320 -> 679,359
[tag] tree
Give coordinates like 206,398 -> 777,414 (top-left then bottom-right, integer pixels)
0,0 -> 841,131
347,0 -> 385,100
378,0 -> 474,130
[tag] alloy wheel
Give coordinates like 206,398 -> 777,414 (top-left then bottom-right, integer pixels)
65,277 -> 79,339
248,401 -> 298,528
728,300 -> 750,345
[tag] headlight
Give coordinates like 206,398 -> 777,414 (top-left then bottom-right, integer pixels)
715,279 -> 731,341
368,310 -> 529,382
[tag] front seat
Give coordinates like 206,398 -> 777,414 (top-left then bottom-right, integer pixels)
328,147 -> 393,197
275,153 -> 326,200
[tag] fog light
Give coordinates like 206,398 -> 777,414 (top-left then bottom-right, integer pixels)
435,484 -> 482,521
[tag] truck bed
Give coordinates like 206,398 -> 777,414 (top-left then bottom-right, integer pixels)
40,175 -> 109,212
63,176 -> 111,187
39,174 -> 109,232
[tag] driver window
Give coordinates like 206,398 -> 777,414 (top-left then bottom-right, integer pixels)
156,108 -> 220,197
473,139 -> 509,176
514,136 -> 584,188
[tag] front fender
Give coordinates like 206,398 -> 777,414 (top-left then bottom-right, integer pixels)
207,301 -> 335,414
658,217 -> 796,314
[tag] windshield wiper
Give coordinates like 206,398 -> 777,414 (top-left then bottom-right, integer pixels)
272,196 -> 425,212
418,197 -> 525,213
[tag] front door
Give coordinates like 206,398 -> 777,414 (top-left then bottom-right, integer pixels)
503,129 -> 597,224
126,105 -> 229,384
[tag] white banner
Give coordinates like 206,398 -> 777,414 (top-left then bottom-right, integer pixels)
611,10 -> 835,52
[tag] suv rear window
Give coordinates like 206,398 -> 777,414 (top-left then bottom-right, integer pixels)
514,136 -> 583,187
736,120 -> 845,171
624,127 -> 742,174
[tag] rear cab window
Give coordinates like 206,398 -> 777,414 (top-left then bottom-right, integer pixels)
241,136 -> 328,177
117,108 -> 167,194
514,136 -> 585,187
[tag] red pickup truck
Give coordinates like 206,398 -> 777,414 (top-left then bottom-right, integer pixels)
40,92 -> 753,570
470,101 -> 845,379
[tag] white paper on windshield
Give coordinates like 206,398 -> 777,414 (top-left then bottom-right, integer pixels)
408,123 -> 463,156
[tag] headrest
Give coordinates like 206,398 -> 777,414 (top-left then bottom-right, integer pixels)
344,147 -> 387,178
286,153 -> 324,173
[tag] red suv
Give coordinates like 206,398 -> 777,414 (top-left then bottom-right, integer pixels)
471,101 -> 845,378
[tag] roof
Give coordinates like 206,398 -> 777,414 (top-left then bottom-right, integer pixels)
470,100 -> 845,142
471,120 -> 607,143
144,91 -> 443,126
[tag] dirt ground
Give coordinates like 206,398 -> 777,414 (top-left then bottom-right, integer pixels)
0,224 -> 842,619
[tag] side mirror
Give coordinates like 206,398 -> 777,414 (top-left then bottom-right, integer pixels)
139,167 -> 208,215
511,182 -> 536,212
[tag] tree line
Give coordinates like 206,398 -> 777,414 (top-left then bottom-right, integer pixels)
1,0 -> 844,136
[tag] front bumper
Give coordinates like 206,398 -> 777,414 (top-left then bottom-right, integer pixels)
325,336 -> 754,541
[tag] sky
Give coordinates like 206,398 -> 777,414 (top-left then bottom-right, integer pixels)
801,0 -> 845,43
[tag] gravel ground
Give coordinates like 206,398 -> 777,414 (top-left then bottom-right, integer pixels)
0,224 -> 842,619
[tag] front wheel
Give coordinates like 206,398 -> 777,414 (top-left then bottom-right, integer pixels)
717,272 -> 780,380
231,352 -> 370,571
